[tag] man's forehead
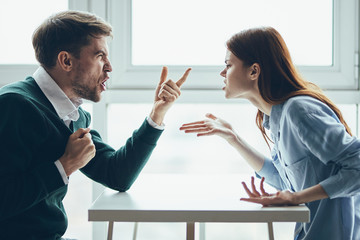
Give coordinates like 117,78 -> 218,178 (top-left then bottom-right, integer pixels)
86,36 -> 109,52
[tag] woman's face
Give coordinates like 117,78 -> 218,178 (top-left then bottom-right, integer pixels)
220,50 -> 257,99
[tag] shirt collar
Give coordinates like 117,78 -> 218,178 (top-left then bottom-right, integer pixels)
33,66 -> 83,122
263,102 -> 284,136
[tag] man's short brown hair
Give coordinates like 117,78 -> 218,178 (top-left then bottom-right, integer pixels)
32,10 -> 112,69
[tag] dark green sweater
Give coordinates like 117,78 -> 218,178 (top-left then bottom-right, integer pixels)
0,77 -> 163,239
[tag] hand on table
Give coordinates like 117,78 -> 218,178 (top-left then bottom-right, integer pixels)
240,176 -> 299,206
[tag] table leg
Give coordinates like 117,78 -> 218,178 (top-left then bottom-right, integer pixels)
199,223 -> 206,240
132,222 -> 138,240
186,222 -> 195,240
267,222 -> 274,240
107,221 -> 114,240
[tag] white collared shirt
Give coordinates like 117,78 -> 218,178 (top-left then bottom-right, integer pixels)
32,66 -> 164,185
33,66 -> 82,127
33,66 -> 82,184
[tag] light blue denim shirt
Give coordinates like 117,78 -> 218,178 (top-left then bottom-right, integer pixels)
257,96 -> 360,240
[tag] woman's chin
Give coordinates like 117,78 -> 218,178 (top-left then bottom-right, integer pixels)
224,93 -> 232,99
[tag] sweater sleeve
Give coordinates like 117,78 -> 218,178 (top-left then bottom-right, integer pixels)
0,94 -> 65,221
81,118 -> 163,192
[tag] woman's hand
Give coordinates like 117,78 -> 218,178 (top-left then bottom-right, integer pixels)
180,113 -> 237,142
240,176 -> 299,206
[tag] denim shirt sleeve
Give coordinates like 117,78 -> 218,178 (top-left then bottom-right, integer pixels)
289,100 -> 360,199
256,156 -> 287,191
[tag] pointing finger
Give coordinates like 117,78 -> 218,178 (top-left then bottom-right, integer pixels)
159,66 -> 168,85
176,68 -> 192,87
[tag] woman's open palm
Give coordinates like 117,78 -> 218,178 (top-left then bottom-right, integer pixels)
180,113 -> 236,141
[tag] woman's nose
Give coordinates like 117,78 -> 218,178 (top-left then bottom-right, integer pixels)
220,68 -> 226,77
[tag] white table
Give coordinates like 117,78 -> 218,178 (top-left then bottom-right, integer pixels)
88,174 -> 309,240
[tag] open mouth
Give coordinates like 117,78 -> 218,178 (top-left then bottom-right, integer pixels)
101,77 -> 109,91
222,80 -> 227,90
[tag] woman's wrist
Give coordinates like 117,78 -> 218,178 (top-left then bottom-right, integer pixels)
226,132 -> 239,145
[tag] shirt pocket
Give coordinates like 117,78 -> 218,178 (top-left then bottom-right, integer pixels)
272,155 -> 292,190
284,156 -> 318,192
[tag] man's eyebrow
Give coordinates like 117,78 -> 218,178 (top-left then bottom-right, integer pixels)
94,50 -> 107,55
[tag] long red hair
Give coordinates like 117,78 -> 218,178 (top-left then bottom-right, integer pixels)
226,27 -> 352,147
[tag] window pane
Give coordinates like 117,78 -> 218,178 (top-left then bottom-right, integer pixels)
107,103 -> 356,174
108,103 -> 269,174
132,0 -> 332,66
0,0 -> 68,64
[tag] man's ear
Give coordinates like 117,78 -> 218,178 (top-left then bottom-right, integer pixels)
249,63 -> 260,80
57,51 -> 73,72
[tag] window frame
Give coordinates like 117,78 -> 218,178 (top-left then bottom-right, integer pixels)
0,0 -> 358,91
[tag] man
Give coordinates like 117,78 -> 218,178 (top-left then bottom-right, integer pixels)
0,10 -> 191,239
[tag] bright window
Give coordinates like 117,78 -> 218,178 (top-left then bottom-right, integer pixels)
132,0 -> 332,66
0,0 -> 68,64
107,103 -> 357,175
109,0 -> 358,90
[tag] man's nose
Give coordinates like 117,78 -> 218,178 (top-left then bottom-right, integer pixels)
104,60 -> 112,72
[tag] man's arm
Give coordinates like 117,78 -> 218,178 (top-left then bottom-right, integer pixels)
80,67 -> 191,191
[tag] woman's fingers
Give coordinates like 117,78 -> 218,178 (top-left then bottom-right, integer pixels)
180,121 -> 206,128
251,176 -> 261,196
241,181 -> 257,198
260,177 -> 270,196
206,113 -> 217,120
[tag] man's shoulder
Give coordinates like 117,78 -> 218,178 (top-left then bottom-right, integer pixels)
0,77 -> 37,97
0,78 -> 50,117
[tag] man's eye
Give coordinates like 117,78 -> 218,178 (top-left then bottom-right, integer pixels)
226,64 -> 231,68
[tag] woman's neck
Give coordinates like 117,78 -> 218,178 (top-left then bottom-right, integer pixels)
247,92 -> 272,116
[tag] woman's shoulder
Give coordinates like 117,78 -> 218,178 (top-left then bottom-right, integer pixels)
280,95 -> 337,125
283,95 -> 330,115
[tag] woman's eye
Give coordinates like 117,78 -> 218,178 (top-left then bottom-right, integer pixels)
226,64 -> 231,69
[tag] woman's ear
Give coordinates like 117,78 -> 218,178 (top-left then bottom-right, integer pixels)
57,51 -> 73,72
249,63 -> 260,80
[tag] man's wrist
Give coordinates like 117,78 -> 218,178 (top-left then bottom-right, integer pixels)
147,116 -> 165,130
149,108 -> 165,126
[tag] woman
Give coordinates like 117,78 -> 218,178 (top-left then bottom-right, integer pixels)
180,27 -> 360,240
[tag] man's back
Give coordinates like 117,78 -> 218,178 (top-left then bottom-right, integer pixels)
0,77 -> 80,239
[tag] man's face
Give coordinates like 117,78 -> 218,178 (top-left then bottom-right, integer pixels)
70,36 -> 112,102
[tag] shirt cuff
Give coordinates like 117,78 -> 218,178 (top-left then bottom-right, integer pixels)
54,160 -> 69,185
146,116 -> 165,130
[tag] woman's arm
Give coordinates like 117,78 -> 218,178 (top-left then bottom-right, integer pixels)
180,113 -> 265,171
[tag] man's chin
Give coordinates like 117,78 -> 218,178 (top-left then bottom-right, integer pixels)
93,95 -> 102,103
84,93 -> 102,103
